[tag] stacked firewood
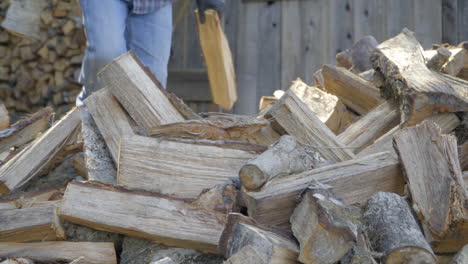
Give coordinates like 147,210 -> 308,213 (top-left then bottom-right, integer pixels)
0,29 -> 467,264
0,0 -> 84,117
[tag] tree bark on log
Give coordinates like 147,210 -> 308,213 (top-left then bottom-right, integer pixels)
336,35 -> 379,73
364,192 -> 437,264
239,135 -> 325,191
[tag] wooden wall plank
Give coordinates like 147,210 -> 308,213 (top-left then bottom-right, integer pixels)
353,0 -> 387,42
458,0 -> 468,43
386,0 -> 415,39
413,0 -> 442,48
280,0 -> 301,90
442,0 -> 458,44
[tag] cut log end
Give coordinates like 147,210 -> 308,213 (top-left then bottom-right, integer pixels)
239,165 -> 266,191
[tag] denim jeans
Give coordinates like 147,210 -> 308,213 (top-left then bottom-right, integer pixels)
76,0 -> 173,106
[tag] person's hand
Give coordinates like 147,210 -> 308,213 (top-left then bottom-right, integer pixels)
196,0 -> 225,24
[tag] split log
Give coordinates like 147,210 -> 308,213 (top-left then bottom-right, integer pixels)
450,244 -> 468,264
0,107 -> 53,154
0,258 -> 33,264
364,192 -> 437,264
358,113 -> 460,157
59,181 -> 227,254
336,35 -> 378,73
118,135 -> 262,199
320,65 -> 382,115
72,153 -> 87,179
195,10 -> 237,110
220,213 -> 299,263
426,47 -> 452,72
0,205 -> 65,242
149,114 -> 268,141
371,29 -> 468,126
291,188 -> 359,263
160,89 -> 201,120
259,96 -> 278,112
1,0 -> 48,40
265,89 -> 354,162
0,242 -> 116,264
85,88 -> 135,163
394,121 -> 468,252
242,151 -> 403,227
0,101 -> 9,130
244,124 -> 281,146
338,101 -> 399,153
289,79 -> 356,133
239,135 -> 325,191
2,187 -> 64,209
340,232 -> 377,264
0,201 -> 17,210
98,51 -> 184,133
0,108 -> 81,194
442,48 -> 467,76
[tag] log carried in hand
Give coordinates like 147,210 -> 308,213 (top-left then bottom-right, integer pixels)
290,188 -> 359,264
239,135 -> 325,191
364,192 -> 437,264
371,29 -> 468,126
265,89 -> 354,163
393,121 -> 468,252
219,213 -> 299,264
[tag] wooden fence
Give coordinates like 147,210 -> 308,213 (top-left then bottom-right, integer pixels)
167,0 -> 468,115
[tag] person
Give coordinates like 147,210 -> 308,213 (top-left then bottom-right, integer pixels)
76,0 -> 224,106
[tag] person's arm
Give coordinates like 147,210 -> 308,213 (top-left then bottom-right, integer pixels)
196,0 -> 225,23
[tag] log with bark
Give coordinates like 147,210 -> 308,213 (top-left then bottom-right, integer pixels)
0,242 -> 117,264
290,188 -> 359,263
242,151 -> 403,227
118,135 -> 263,199
239,135 -> 325,191
220,213 -> 299,263
0,108 -> 80,194
336,35 -> 379,73
320,65 -> 382,115
98,51 -> 184,133
265,89 -> 354,162
364,192 -> 437,264
58,181 -> 228,254
393,121 -> 468,252
0,205 -> 65,242
371,29 -> 468,126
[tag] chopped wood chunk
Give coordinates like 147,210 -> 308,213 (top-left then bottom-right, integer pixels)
265,89 -> 354,162
98,51 -> 184,133
0,205 -> 65,242
118,135 -> 262,199
364,192 -> 437,264
320,65 -> 382,115
336,35 -> 379,73
291,188 -> 359,263
0,108 -> 80,194
394,121 -> 468,252
371,29 -> 468,126
0,242 -> 116,264
240,135 -> 325,191
195,10 -> 237,110
242,151 -> 403,227
59,181 -> 227,254
0,101 -> 9,130
220,213 -> 299,264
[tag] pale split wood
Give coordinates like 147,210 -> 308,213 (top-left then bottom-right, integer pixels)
58,181 -> 227,254
393,121 -> 468,251
265,89 -> 354,162
85,88 -> 135,163
220,213 -> 299,264
72,153 -> 87,179
242,151 -> 403,227
195,10 -> 237,110
338,101 -> 399,153
0,108 -> 81,194
0,242 -> 117,264
0,107 -> 53,154
320,64 -> 382,115
0,204 -> 65,242
371,29 -> 468,126
118,135 -> 262,199
363,192 -> 437,264
1,0 -> 49,41
244,123 -> 281,146
289,79 -> 356,134
98,51 -> 184,133
291,188 -> 359,263
0,101 -> 9,130
357,113 -> 460,158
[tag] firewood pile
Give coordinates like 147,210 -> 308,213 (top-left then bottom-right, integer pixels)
0,0 -> 85,117
0,29 -> 467,264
